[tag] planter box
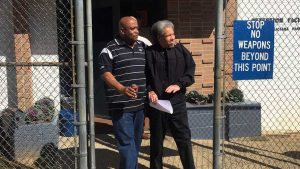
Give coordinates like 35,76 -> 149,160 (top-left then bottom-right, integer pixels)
186,104 -> 216,139
13,115 -> 59,166
186,102 -> 261,140
225,103 -> 261,140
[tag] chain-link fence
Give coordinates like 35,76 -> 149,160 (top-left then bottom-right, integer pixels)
0,0 -> 79,168
223,0 -> 300,168
137,0 -> 300,169
1,0 -> 300,169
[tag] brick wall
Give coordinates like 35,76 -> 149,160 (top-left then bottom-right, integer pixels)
14,34 -> 33,111
224,0 -> 237,90
167,0 -> 236,95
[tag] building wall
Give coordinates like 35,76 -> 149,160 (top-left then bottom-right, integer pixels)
167,0 -> 235,95
0,0 -> 60,111
29,0 -> 60,110
0,0 -> 13,110
235,0 -> 300,132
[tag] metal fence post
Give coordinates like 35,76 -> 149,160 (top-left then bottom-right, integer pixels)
74,0 -> 88,168
86,0 -> 96,168
213,0 -> 224,168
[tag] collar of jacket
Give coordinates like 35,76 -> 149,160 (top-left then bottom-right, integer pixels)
152,43 -> 179,51
114,36 -> 143,47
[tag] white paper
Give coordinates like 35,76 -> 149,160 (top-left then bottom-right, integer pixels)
149,100 -> 173,114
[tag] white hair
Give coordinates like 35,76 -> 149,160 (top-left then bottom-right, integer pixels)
151,20 -> 174,43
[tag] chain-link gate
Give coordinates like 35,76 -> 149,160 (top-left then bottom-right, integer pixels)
223,0 -> 300,168
0,0 -> 80,168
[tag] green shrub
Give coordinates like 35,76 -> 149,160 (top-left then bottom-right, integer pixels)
185,91 -> 208,105
25,97 -> 55,124
225,88 -> 244,103
186,88 -> 244,104
207,93 -> 214,103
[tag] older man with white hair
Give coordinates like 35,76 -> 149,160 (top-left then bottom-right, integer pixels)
145,20 -> 196,169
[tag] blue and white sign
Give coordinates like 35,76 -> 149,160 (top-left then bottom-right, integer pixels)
233,20 -> 274,80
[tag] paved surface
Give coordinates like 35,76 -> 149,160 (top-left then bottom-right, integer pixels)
0,157 -> 32,169
3,117 -> 298,169
93,118 -> 300,169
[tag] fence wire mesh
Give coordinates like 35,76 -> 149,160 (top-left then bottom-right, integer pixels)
0,0 -> 78,168
1,0 -> 300,169
223,0 -> 300,168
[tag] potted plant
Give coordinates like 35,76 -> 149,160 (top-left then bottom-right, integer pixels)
24,97 -> 55,124
13,97 -> 59,166
185,89 -> 261,140
186,90 -> 208,105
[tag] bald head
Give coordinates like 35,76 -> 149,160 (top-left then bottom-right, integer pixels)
119,16 -> 137,30
118,16 -> 139,46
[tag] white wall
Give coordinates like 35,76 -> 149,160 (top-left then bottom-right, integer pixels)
237,0 -> 300,132
0,56 -> 8,111
28,0 -> 60,110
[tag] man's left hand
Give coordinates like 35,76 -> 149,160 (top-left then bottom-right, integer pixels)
165,84 -> 180,93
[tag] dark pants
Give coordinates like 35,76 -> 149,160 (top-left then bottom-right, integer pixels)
149,102 -> 195,169
111,109 -> 144,169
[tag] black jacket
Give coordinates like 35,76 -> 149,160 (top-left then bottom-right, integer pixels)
145,43 -> 196,105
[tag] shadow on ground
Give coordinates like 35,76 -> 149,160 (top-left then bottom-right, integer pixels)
283,151 -> 300,160
93,120 -> 181,169
94,121 -> 150,168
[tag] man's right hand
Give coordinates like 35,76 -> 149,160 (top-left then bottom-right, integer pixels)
122,86 -> 138,99
148,91 -> 158,103
102,72 -> 137,99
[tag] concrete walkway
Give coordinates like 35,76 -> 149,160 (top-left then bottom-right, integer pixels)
53,117 -> 300,169
93,117 -> 300,169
